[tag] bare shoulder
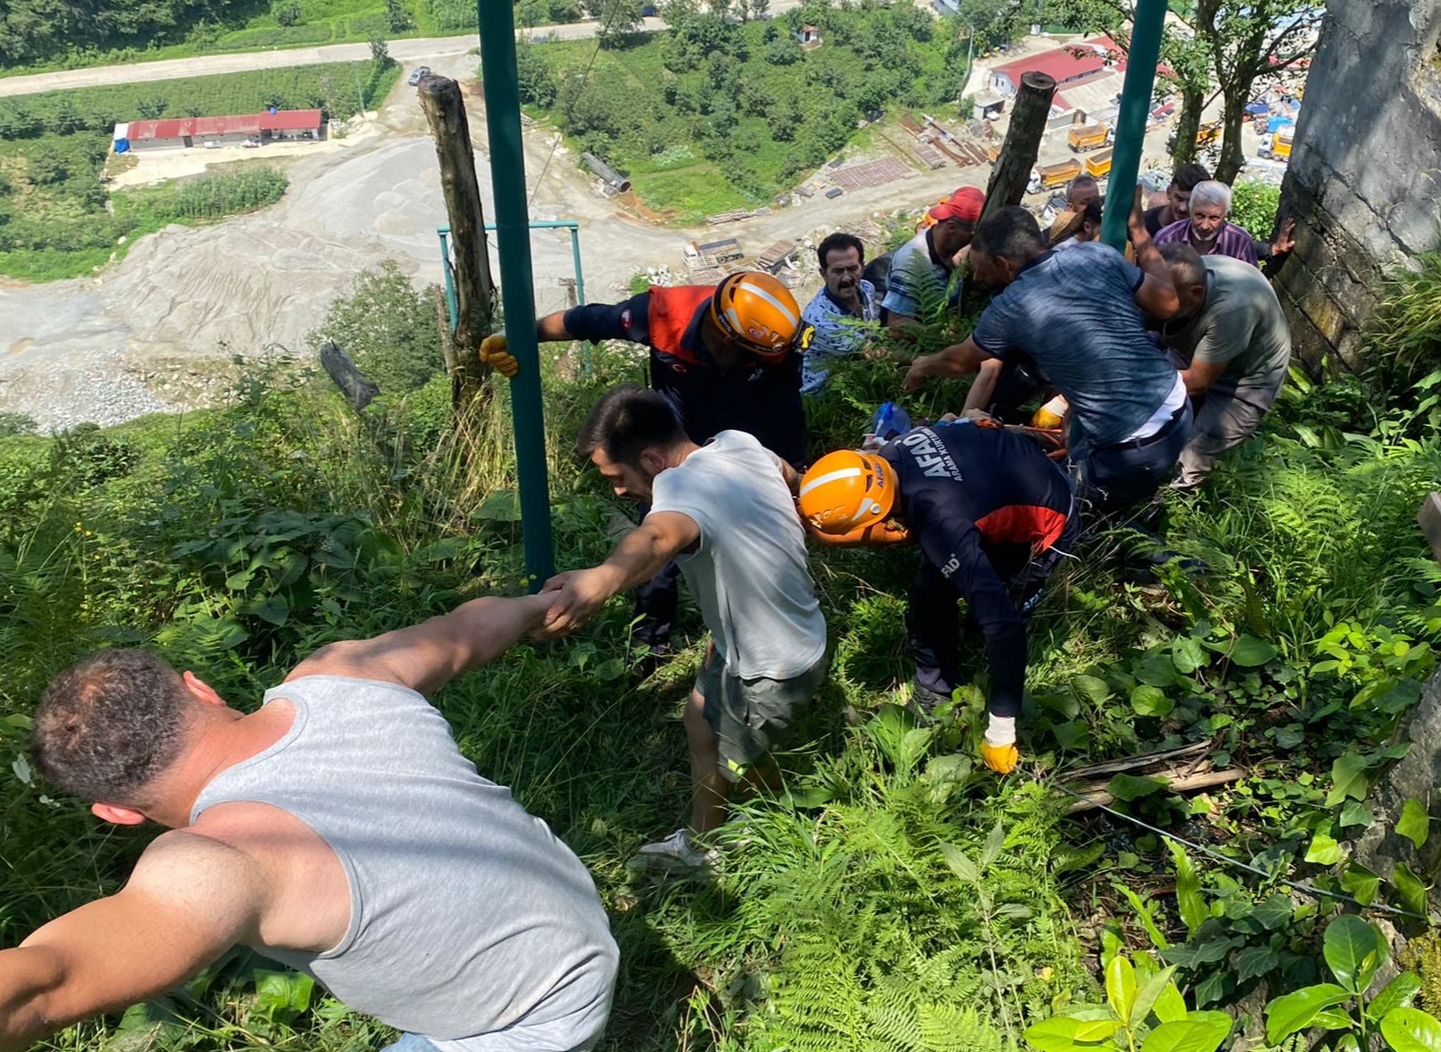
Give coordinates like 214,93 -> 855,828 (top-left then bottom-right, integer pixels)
131,827 -> 265,892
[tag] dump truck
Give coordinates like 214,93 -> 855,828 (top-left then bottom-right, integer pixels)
1259,126 -> 1294,161
1084,148 -> 1113,180
1166,121 -> 1222,155
1067,122 -> 1111,153
1027,158 -> 1084,195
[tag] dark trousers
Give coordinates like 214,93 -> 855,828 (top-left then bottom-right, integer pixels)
907,518 -> 1078,704
1072,400 -> 1193,520
632,559 -> 682,651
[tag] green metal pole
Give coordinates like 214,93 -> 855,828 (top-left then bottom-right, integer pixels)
437,228 -> 459,332
476,2 -> 555,589
1100,0 -> 1167,251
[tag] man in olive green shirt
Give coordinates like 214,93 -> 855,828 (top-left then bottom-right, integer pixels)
1156,243 -> 1292,488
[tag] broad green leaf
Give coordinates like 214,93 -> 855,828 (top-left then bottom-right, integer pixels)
1106,955 -> 1137,1023
1380,1007 -> 1441,1052
1313,1008 -> 1355,1030
1132,651 -> 1178,687
1071,674 -> 1113,705
1074,1019 -> 1124,1042
981,820 -> 1006,869
1023,1016 -> 1087,1052
1339,800 -> 1375,827
1131,685 -> 1174,717
1130,966 -> 1179,1027
1236,945 -> 1281,983
1119,886 -> 1172,951
1152,981 -> 1188,1023
1398,799 -> 1431,850
1369,973 -> 1424,1020
1251,893 -> 1296,930
1230,635 -> 1277,667
1193,971 -> 1228,1007
246,594 -> 290,626
940,843 -> 979,885
1167,842 -> 1205,935
1108,773 -> 1169,802
1139,1018 -> 1232,1052
1325,915 -> 1387,992
1172,635 -> 1206,674
1265,983 -> 1352,1045
1306,832 -> 1344,866
1326,752 -> 1371,807
1392,862 -> 1430,918
1342,863 -> 1380,906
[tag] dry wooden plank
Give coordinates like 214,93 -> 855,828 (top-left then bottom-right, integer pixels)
1066,769 -> 1245,814
1062,742 -> 1211,781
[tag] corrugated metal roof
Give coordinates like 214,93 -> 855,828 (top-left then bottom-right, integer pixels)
990,37 -> 1126,89
121,109 -> 322,142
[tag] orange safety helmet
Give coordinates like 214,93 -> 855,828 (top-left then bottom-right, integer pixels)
710,272 -> 807,360
798,450 -> 897,534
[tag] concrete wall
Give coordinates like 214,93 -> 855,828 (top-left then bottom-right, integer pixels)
1275,0 -> 1441,369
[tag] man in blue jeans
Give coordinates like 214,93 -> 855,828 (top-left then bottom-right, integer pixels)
904,198 -> 1191,518
1,596 -> 617,1052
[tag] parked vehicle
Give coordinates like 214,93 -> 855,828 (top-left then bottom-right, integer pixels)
408,66 -> 431,86
1067,122 -> 1111,153
824,186 -> 844,199
1027,159 -> 1083,195
1259,126 -> 1294,161
1165,121 -> 1221,155
1084,148 -> 1113,180
1244,100 -> 1271,122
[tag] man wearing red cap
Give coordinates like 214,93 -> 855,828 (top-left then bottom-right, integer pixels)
884,186 -> 984,331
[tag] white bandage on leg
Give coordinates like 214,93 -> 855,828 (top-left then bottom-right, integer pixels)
985,714 -> 1017,747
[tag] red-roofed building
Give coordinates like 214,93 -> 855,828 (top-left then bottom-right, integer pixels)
115,109 -> 324,152
988,37 -> 1126,97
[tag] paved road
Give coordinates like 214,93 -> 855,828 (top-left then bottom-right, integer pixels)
0,1 -> 805,98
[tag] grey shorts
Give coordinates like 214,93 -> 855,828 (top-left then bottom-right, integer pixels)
697,645 -> 829,782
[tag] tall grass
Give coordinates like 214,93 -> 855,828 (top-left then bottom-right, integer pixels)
2,298 -> 1440,1051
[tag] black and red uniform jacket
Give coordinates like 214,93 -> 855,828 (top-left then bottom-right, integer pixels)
882,422 -> 1075,717
563,287 -> 806,465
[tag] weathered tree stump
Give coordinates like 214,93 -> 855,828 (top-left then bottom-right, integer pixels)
419,75 -> 496,409
982,71 -> 1058,222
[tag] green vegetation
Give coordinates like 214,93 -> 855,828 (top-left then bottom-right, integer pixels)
0,0 -> 584,76
2,258 -> 1440,1050
1229,179 -> 1282,243
521,1 -> 978,221
0,61 -> 398,282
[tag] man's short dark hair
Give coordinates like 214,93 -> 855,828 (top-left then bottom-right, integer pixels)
971,206 -> 1045,264
33,649 -> 194,806
1159,241 -> 1207,289
817,232 -> 865,269
576,384 -> 687,467
1172,163 -> 1211,193
1067,174 -> 1099,202
1082,196 -> 1105,225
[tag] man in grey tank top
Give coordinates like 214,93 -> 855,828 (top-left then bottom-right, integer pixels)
1,593 -> 618,1052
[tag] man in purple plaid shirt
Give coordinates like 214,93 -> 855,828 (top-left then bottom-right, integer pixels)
1154,180 -> 1263,265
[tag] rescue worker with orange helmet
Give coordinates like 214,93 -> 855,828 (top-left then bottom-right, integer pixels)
479,272 -> 811,655
797,420 -> 1077,773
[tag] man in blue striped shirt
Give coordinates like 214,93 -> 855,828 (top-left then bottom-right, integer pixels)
800,232 -> 881,395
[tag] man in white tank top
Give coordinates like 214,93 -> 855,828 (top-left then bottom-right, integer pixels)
1,593 -> 617,1052
542,384 -> 828,871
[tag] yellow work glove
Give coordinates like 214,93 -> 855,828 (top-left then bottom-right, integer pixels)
478,332 -> 518,378
981,741 -> 1020,774
981,714 -> 1019,774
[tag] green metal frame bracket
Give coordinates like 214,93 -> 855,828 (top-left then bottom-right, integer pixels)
1100,0 -> 1168,250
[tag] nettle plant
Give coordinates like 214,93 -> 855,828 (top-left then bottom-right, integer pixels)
1263,915 -> 1440,1051
1024,955 -> 1233,1052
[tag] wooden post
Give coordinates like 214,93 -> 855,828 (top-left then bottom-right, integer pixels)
419,75 -> 496,407
320,342 -> 379,411
981,72 -> 1057,222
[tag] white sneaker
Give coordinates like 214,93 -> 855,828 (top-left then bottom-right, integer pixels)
629,829 -> 719,872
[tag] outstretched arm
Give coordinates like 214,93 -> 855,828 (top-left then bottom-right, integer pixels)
0,832 -> 266,1052
903,336 -> 987,391
287,592 -> 552,695
540,512 -> 700,638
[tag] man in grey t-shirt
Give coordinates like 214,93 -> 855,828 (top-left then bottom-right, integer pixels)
6,597 -> 617,1052
544,384 -> 827,871
905,202 -> 1190,516
1157,244 -> 1292,488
